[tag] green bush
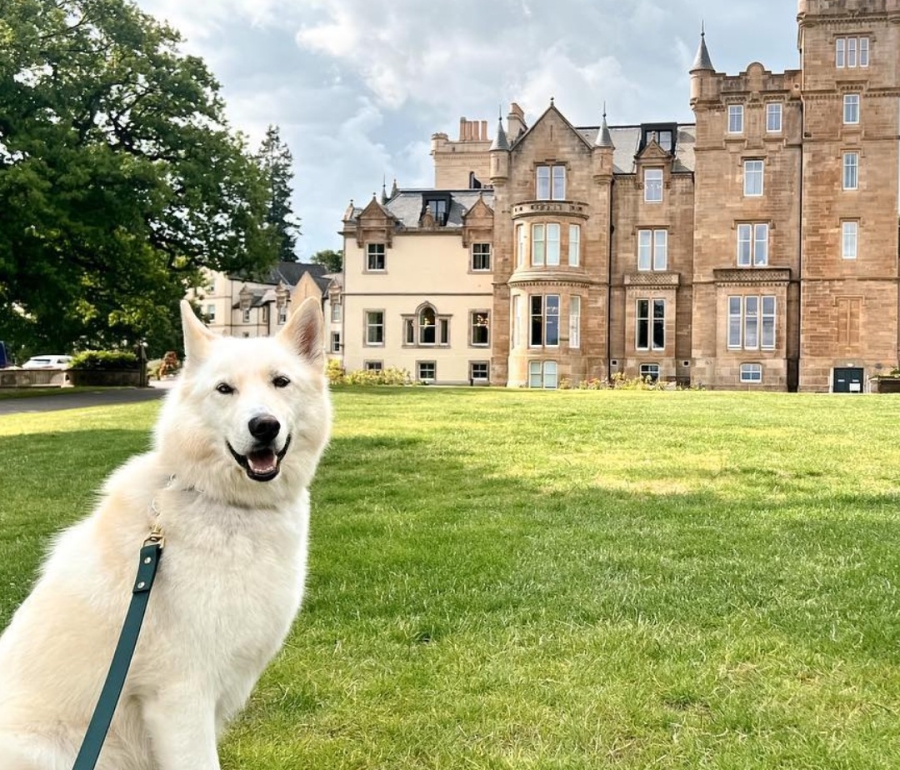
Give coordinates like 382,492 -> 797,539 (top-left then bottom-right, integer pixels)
69,350 -> 140,371
329,363 -> 412,386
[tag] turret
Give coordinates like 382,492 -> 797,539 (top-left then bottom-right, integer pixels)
592,106 -> 615,180
689,26 -> 716,106
489,116 -> 510,183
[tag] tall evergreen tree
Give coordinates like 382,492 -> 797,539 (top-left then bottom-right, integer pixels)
257,125 -> 301,262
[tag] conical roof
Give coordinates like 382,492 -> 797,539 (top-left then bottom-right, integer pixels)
691,28 -> 714,72
595,106 -> 614,149
490,117 -> 509,151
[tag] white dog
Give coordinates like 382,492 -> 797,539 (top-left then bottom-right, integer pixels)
0,298 -> 332,770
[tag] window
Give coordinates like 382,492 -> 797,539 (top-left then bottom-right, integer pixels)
530,295 -> 560,347
365,361 -> 383,372
536,165 -> 566,200
728,296 -> 776,350
568,225 -> 580,267
416,306 -> 449,345
532,224 -> 545,266
842,221 -> 858,259
417,362 -> 436,382
743,160 -> 764,197
242,308 -> 251,323
471,311 -> 490,346
546,224 -> 560,266
842,152 -> 858,190
262,306 -> 269,323
740,363 -> 763,383
278,305 -> 287,324
766,103 -> 782,133
728,105 -> 744,134
470,362 -> 489,382
516,224 -> 526,268
837,37 -> 869,68
528,361 -> 558,389
737,223 -> 769,267
472,243 -> 491,271
423,195 -> 450,226
638,229 -> 668,271
366,243 -> 385,271
843,94 -> 860,125
511,295 -> 521,349
365,311 -> 384,345
331,303 -> 342,323
636,299 -> 665,351
206,304 -> 216,322
569,296 -> 581,349
640,364 -> 660,383
330,332 -> 341,353
644,168 -> 663,203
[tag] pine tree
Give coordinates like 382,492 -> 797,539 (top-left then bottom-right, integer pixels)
257,126 -> 301,262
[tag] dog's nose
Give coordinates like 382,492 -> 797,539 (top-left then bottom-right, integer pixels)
248,415 -> 281,443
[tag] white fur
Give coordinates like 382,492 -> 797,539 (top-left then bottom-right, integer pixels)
0,299 -> 332,770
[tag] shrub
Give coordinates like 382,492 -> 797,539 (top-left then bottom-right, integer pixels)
333,365 -> 412,386
326,359 -> 346,385
69,350 -> 140,371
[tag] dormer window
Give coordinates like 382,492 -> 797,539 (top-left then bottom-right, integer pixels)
422,193 -> 451,226
639,123 -> 677,154
536,165 -> 566,200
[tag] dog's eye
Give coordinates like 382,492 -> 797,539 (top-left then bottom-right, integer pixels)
272,376 -> 291,389
216,383 -> 235,395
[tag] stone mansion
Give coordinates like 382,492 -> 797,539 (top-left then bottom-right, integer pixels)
338,0 -> 900,392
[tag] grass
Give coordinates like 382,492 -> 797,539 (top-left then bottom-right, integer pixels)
3,387 -> 900,768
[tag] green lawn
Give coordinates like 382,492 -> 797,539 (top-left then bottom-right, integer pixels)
2,388 -> 900,768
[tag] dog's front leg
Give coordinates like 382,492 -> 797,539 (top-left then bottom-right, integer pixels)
142,688 -> 220,770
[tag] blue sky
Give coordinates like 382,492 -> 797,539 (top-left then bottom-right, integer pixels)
131,0 -> 802,260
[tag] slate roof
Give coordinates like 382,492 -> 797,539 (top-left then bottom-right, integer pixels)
346,190 -> 495,230
229,261 -> 333,294
575,124 -> 696,173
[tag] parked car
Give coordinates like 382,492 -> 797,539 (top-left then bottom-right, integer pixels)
21,355 -> 73,369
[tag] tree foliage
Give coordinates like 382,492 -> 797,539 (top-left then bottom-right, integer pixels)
0,0 -> 281,356
257,125 -> 300,263
310,249 -> 343,273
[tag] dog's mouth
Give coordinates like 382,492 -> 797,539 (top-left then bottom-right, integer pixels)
227,435 -> 292,482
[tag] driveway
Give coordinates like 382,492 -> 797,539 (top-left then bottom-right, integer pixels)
0,380 -> 173,415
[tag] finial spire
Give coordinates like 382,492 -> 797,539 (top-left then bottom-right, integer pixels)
691,23 -> 714,72
490,113 -> 509,151
595,103 -> 614,149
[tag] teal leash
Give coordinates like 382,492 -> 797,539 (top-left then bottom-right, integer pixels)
72,525 -> 165,770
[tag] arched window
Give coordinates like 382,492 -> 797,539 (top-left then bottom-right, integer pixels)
419,306 -> 436,345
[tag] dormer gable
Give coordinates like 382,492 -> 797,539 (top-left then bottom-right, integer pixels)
354,195 -> 398,247
462,193 -> 494,248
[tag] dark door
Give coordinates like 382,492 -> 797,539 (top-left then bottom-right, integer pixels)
833,367 -> 864,393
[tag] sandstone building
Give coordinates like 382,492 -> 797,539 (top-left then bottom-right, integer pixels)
339,0 -> 900,392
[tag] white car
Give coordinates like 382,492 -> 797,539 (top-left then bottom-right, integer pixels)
21,355 -> 72,369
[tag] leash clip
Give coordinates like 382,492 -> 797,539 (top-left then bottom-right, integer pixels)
143,522 -> 165,550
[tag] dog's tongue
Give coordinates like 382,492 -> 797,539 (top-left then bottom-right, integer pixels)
247,449 -> 277,475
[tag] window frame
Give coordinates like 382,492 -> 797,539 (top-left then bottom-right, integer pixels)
471,242 -> 491,272
843,94 -> 860,125
569,296 -> 581,350
766,103 -> 782,133
842,152 -> 859,191
516,224 -> 526,268
531,224 -> 545,266
528,360 -> 559,389
536,164 -> 566,201
736,222 -> 769,267
568,224 -> 581,267
740,363 -> 763,383
727,296 -> 777,351
366,243 -> 386,271
639,363 -> 660,383
743,160 -> 764,197
331,303 -> 342,323
546,223 -> 561,266
416,361 -> 436,382
637,229 -> 668,272
530,294 -> 560,348
842,221 -> 859,260
470,310 -> 490,347
330,332 -> 341,353
635,298 -> 665,352
644,168 -> 663,203
728,105 -> 744,134
365,310 -> 385,346
470,361 -> 489,382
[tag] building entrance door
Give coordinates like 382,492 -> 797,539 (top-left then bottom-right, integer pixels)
833,367 -> 864,393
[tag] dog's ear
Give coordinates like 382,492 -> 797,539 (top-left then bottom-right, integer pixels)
277,296 -> 324,367
180,300 -> 215,365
